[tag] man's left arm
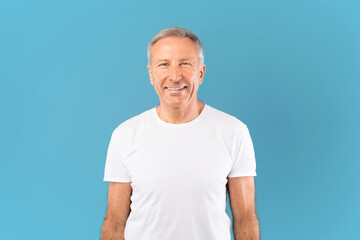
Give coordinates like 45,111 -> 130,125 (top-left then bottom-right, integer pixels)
227,176 -> 260,240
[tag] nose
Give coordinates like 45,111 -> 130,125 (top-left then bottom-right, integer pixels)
169,65 -> 182,82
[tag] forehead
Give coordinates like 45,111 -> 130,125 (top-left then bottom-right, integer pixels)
151,36 -> 198,60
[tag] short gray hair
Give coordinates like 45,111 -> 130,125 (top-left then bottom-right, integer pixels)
147,27 -> 204,68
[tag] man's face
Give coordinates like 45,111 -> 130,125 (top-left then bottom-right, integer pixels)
147,36 -> 206,108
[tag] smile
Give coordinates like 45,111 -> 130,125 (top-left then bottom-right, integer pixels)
166,86 -> 186,91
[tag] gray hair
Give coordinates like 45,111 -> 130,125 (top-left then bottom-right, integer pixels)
147,27 -> 204,68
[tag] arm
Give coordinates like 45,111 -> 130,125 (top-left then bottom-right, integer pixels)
101,182 -> 132,240
227,176 -> 260,240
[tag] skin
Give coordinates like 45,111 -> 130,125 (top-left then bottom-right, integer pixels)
227,176 -> 260,239
101,182 -> 132,240
101,35 -> 259,239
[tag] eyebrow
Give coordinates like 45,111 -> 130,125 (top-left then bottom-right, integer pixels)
179,58 -> 194,62
155,59 -> 170,62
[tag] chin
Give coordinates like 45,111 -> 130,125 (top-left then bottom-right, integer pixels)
165,100 -> 186,107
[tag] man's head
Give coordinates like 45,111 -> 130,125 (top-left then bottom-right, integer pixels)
147,27 -> 204,68
147,27 -> 206,109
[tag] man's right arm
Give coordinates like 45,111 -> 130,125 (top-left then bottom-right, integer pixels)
101,182 -> 132,240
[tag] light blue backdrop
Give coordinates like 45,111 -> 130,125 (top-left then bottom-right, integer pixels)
1,0 -> 359,239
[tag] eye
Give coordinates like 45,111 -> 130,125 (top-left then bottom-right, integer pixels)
158,63 -> 168,67
181,62 -> 191,65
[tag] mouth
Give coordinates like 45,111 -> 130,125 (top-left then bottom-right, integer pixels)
165,86 -> 187,91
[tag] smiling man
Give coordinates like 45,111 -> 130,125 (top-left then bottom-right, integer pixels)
101,27 -> 260,240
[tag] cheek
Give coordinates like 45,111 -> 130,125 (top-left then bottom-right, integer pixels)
153,72 -> 167,83
184,69 -> 199,79
189,74 -> 200,84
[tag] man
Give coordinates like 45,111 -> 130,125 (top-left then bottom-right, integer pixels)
101,27 -> 260,240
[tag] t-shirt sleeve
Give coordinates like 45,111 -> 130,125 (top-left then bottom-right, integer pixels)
228,125 -> 257,178
103,129 -> 132,182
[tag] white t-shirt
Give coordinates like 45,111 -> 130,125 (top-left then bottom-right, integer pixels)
103,103 -> 257,240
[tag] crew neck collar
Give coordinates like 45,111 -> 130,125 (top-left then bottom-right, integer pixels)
152,104 -> 209,128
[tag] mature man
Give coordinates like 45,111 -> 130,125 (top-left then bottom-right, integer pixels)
101,27 -> 260,240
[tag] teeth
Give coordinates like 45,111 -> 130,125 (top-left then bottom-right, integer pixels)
167,86 -> 185,90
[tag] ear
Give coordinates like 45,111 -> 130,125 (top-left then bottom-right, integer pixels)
199,64 -> 206,85
147,65 -> 154,86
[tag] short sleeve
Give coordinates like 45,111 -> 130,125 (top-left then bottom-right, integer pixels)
227,125 -> 257,178
103,130 -> 131,182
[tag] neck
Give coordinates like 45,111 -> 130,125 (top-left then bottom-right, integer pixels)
156,100 -> 205,124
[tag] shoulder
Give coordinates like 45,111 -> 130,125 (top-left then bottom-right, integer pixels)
111,107 -> 153,137
207,104 -> 248,133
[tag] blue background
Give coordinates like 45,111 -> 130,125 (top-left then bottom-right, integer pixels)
1,0 -> 359,239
